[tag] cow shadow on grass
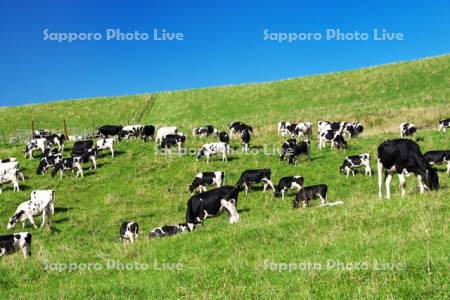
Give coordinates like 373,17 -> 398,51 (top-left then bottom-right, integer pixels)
237,208 -> 250,214
54,207 -> 72,213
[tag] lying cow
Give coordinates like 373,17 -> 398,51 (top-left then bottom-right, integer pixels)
292,184 -> 328,208
275,176 -> 304,200
438,118 -> 450,132
0,232 -> 32,258
141,125 -> 156,141
193,125 -> 217,137
155,127 -> 178,144
185,186 -> 240,230
400,123 -> 417,138
340,153 -> 371,177
236,169 -> 275,194
149,223 -> 189,239
189,171 -> 224,193
119,221 -> 139,244
96,138 -> 115,158
423,150 -> 450,173
7,190 -> 55,229
24,138 -> 48,159
196,142 -> 229,162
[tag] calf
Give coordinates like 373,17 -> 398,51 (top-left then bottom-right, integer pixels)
318,130 -> 347,149
241,129 -> 251,151
185,186 -> 240,230
400,123 -> 417,138
24,138 -> 48,159
36,151 -> 62,175
277,121 -> 291,136
196,142 -> 229,162
285,140 -> 311,164
275,176 -> 304,200
45,134 -> 65,152
279,138 -> 298,161
119,221 -> 139,244
155,127 -> 178,144
0,232 -> 32,258
423,150 -> 450,173
98,125 -> 123,138
7,190 -> 55,229
96,138 -> 115,158
340,153 -> 371,177
377,139 -> 439,198
292,184 -> 328,208
160,134 -> 186,155
438,118 -> 450,132
141,125 -> 155,141
218,131 -> 230,144
229,122 -> 253,137
149,223 -> 189,239
236,169 -> 275,194
193,125 -> 217,137
294,122 -> 312,138
189,171 -> 224,193
51,157 -> 83,179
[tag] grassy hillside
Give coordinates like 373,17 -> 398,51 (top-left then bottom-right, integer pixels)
0,55 -> 449,299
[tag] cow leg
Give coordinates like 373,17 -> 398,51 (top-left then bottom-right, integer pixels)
262,178 -> 276,193
377,159 -> 384,198
90,157 -> 97,169
281,189 -> 285,200
206,154 -> 210,163
317,193 -> 327,205
28,215 -> 38,229
41,211 -> 46,228
417,175 -> 425,194
346,167 -> 350,178
60,170 -> 63,180
221,199 -> 239,224
385,173 -> 393,199
352,169 -> 355,177
398,173 -> 406,198
244,183 -> 249,194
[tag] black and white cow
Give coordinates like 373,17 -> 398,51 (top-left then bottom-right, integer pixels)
141,125 -> 156,141
284,140 -> 311,164
192,125 -> 217,137
185,185 -> 240,230
7,190 -> 55,229
438,118 -> 450,132
32,129 -> 51,139
0,168 -> 20,193
241,129 -> 251,151
292,184 -> 328,208
119,221 -> 139,244
72,140 -> 94,156
377,139 -> 439,198
348,122 -> 364,137
196,142 -> 229,162
155,127 -> 178,144
149,223 -> 190,239
340,153 -> 371,177
97,125 -> 123,138
277,121 -> 291,136
119,125 -> 143,139
189,171 -> 224,193
36,150 -> 62,175
96,138 -> 115,158
279,138 -> 298,161
229,122 -> 253,137
51,157 -> 83,179
45,134 -> 65,152
423,150 -> 450,173
236,169 -> 275,194
160,134 -> 186,155
72,140 -> 97,169
294,122 -> 313,138
218,131 -> 230,144
275,176 -> 304,200
400,123 -> 417,138
24,138 -> 48,159
318,130 -> 347,149
0,232 -> 32,258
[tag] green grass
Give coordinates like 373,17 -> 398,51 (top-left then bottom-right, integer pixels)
0,55 -> 449,299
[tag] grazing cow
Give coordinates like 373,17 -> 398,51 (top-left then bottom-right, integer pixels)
236,169 -> 275,194
45,134 -> 65,152
275,176 -> 304,200
295,122 -> 313,138
149,223 -> 190,239
0,232 -> 32,258
292,184 -> 328,208
189,171 -> 225,193
218,131 -> 230,144
340,154 -> 372,177
438,118 -> 450,132
24,138 -> 48,159
141,125 -> 156,141
72,140 -> 94,156
318,130 -> 347,149
277,121 -> 291,136
119,221 -> 139,244
7,190 -> 55,229
72,140 -> 96,169
423,151 -> 450,173
97,125 -> 123,138
193,125 -> 217,137
400,123 -> 417,138
119,125 -> 143,139
51,157 -> 83,179
155,127 -> 178,144
377,139 -> 439,198
160,134 -> 186,155
185,186 -> 240,230
36,151 -> 62,175
279,138 -> 298,161
32,129 -> 51,138
229,122 -> 253,137
196,142 -> 229,162
96,138 -> 115,158
241,129 -> 251,151
318,121 -> 344,132
349,122 -> 364,137
285,140 -> 311,164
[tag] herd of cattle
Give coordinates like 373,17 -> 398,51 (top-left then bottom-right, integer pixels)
1,117 -> 449,257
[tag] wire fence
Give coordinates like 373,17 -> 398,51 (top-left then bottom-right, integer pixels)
0,127 -> 100,145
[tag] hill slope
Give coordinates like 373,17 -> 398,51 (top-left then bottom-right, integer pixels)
0,55 -> 449,299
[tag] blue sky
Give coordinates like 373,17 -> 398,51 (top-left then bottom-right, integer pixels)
0,0 -> 449,106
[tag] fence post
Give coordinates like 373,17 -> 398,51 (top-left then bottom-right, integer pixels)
1,131 -> 6,145
31,120 -> 35,137
63,119 -> 69,140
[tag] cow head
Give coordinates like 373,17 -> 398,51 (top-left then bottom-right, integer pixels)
195,148 -> 205,161
425,166 -> 439,191
36,158 -> 48,175
7,210 -> 24,229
